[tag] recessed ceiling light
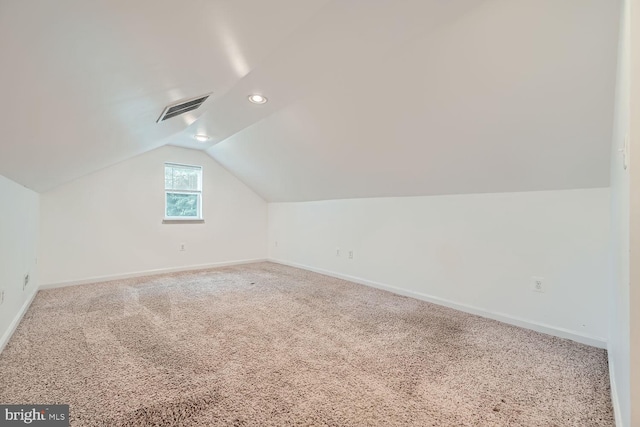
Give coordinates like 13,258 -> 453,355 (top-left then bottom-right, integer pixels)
248,94 -> 268,104
194,134 -> 211,142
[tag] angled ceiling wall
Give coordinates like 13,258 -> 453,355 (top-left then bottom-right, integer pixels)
0,0 -> 329,192
0,0 -> 621,202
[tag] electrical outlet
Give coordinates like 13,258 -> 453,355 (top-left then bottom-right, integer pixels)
348,250 -> 354,259
179,243 -> 186,252
23,274 -> 30,290
531,276 -> 545,293
336,248 -> 341,257
0,290 -> 4,305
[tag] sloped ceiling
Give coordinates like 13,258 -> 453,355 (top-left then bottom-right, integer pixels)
0,0 -> 329,192
0,0 -> 620,201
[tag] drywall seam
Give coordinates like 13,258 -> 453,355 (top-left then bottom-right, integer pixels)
269,258 -> 607,349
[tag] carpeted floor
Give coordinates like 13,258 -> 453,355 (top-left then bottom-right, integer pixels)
0,262 -> 613,426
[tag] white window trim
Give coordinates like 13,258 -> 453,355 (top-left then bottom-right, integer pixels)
164,162 -> 203,222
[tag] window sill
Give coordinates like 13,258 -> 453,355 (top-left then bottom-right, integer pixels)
162,218 -> 205,224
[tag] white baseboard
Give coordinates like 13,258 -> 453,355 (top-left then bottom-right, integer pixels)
0,288 -> 38,355
608,350 -> 624,427
268,258 -> 607,349
2,259 -> 265,355
39,258 -> 267,290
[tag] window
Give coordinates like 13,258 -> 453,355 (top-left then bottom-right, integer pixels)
164,163 -> 202,220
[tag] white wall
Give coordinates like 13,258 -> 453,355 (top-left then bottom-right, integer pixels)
628,0 -> 640,424
39,145 -> 267,286
269,188 -> 611,346
609,0 -> 632,425
0,174 -> 39,351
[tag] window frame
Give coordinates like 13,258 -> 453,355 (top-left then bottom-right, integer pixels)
163,162 -> 203,222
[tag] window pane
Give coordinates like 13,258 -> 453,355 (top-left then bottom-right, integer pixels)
165,166 -> 173,189
165,164 -> 201,191
166,193 -> 199,217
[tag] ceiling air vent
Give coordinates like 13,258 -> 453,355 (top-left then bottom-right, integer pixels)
157,93 -> 211,122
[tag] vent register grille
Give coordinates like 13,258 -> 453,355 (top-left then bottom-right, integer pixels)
157,93 -> 211,122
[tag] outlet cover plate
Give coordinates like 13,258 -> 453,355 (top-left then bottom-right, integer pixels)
531,276 -> 545,293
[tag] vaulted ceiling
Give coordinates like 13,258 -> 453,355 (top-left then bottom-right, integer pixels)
0,0 -> 620,201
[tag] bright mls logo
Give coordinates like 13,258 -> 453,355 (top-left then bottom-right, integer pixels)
0,405 -> 68,426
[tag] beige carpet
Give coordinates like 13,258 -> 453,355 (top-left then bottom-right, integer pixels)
0,262 -> 613,426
